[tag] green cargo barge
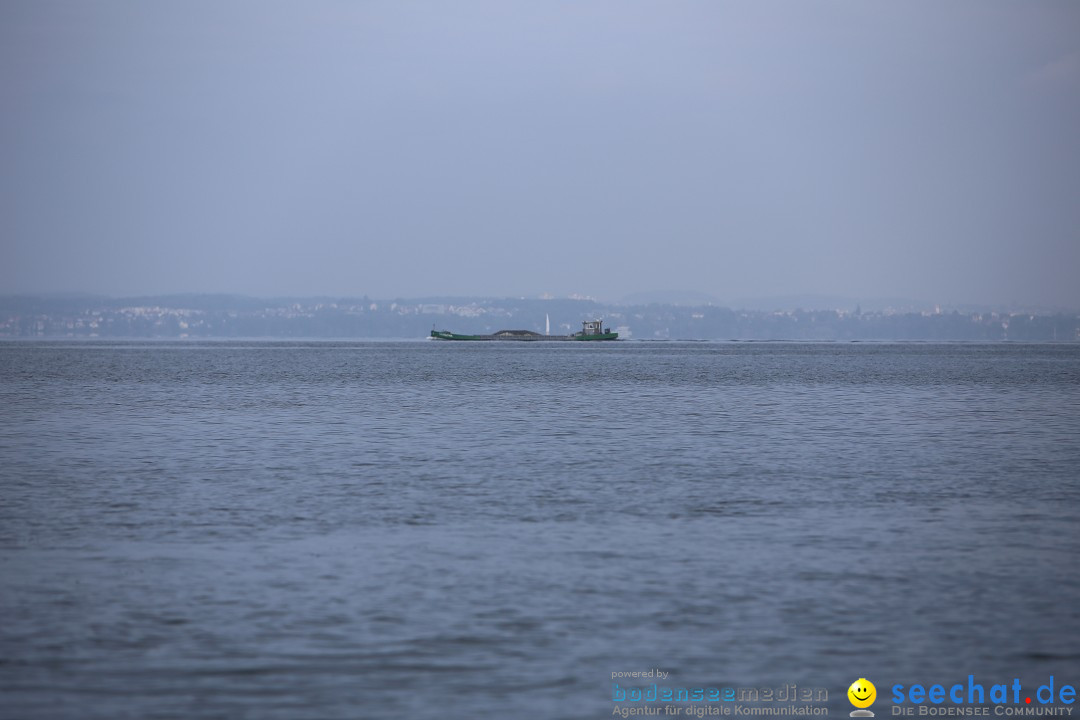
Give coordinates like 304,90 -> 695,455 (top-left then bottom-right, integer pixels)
431,319 -> 618,341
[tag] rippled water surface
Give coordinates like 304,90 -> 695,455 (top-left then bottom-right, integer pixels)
2,341 -> 1079,719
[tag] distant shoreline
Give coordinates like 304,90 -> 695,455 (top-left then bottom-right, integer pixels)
2,295 -> 1077,342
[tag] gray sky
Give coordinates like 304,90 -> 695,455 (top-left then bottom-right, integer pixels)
2,1 -> 1079,308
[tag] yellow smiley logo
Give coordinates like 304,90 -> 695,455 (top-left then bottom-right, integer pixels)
848,678 -> 877,709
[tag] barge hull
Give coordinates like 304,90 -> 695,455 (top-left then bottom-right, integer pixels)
430,331 -> 618,341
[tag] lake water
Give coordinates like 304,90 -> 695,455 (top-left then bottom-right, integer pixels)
1,341 -> 1079,719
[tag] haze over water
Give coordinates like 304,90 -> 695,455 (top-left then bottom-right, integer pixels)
2,341 -> 1079,718
4,3 -> 1080,308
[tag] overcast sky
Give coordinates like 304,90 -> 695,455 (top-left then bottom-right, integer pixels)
2,1 -> 1078,307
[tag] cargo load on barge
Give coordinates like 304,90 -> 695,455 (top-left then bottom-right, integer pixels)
430,319 -> 618,341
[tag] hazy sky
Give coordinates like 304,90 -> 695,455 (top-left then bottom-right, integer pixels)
2,1 -> 1079,307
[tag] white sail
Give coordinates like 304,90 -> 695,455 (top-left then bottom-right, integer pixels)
546,313 -> 550,336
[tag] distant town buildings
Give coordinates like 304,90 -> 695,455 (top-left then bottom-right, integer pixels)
1,296 -> 1077,342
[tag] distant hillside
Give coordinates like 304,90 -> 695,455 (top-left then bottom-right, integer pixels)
1,295 -> 1077,342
